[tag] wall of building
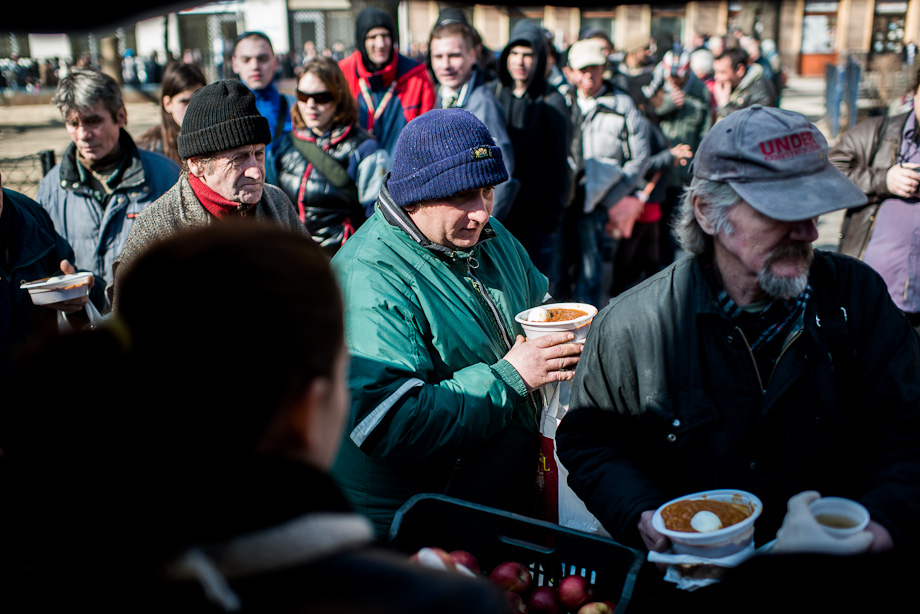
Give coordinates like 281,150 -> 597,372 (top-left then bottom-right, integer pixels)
686,1 -> 730,41
11,0 -> 920,85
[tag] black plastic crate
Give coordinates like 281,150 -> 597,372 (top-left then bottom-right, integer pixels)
388,494 -> 644,612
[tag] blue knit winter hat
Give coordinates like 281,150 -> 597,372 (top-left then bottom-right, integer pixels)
387,108 -> 509,207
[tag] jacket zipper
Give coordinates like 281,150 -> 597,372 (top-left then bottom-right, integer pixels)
767,329 -> 802,386
734,325 -> 803,393
466,257 -> 513,350
857,213 -> 878,261
733,326 -> 765,393
466,257 -> 541,420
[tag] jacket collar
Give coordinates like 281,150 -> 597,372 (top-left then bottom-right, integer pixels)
355,49 -> 399,90
376,180 -> 495,261
293,123 -> 351,147
440,66 -> 485,108
689,251 -> 824,346
250,80 -> 280,100
60,128 -> 145,191
735,62 -> 765,95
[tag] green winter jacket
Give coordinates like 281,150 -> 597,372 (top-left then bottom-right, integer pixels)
331,184 -> 548,537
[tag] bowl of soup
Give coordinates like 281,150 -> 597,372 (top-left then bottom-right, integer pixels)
651,490 -> 763,558
514,302 -> 598,343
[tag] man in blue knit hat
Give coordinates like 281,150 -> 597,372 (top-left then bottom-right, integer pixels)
330,108 -> 583,536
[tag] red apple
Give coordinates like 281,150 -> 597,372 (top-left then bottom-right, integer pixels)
450,549 -> 481,575
505,590 -> 528,614
577,601 -> 617,614
409,547 -> 456,573
527,586 -> 560,614
558,574 -> 594,611
489,560 -> 534,596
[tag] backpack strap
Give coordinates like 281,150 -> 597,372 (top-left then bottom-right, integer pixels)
289,136 -> 359,204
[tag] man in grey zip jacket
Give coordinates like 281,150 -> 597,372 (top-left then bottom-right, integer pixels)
557,107 -> 920,570
553,38 -> 650,305
37,68 -> 179,297
330,109 -> 582,536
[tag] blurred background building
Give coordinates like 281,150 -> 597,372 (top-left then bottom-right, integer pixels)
3,2 -> 920,87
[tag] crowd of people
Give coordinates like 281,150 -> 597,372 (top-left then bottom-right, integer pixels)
2,6 -> 920,612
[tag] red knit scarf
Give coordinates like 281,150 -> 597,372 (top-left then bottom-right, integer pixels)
189,173 -> 245,219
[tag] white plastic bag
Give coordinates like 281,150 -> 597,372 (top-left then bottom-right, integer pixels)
539,380 -> 610,536
57,300 -> 106,333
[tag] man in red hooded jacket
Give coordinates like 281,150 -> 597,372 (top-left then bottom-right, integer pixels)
339,7 -> 435,157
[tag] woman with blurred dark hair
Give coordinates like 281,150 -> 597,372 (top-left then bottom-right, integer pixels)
137,61 -> 207,164
269,56 -> 389,256
0,222 -> 508,612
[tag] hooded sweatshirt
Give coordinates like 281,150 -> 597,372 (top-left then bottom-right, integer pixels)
493,20 -> 572,238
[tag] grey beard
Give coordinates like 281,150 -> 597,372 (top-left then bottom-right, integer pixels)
759,267 -> 809,299
758,242 -> 814,299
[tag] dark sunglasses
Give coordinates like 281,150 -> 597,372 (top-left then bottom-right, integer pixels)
296,90 -> 334,105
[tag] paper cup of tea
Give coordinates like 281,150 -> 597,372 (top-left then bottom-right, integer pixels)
808,497 -> 870,536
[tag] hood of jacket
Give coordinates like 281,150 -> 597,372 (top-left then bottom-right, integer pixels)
498,19 -> 548,98
355,7 -> 396,73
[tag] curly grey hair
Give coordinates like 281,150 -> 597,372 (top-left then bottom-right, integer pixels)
52,67 -> 124,121
673,176 -> 742,255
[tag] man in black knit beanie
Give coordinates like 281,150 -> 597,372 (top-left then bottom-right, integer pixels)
108,80 -> 307,309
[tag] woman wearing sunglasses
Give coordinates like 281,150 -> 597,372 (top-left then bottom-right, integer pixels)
269,56 -> 390,256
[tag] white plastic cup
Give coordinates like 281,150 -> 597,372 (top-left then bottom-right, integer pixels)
808,497 -> 870,537
514,303 -> 598,343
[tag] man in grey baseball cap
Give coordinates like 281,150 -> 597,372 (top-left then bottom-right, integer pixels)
554,105 -> 920,596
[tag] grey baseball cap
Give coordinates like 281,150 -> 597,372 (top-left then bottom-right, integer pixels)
691,105 -> 867,221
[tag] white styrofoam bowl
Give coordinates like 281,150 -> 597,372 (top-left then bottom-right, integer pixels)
514,302 -> 598,343
652,489 -> 763,558
22,272 -> 93,306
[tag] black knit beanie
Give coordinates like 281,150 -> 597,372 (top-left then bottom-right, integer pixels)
177,80 -> 272,160
387,108 -> 508,208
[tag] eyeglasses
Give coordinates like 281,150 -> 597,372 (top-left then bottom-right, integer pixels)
296,90 -> 334,105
